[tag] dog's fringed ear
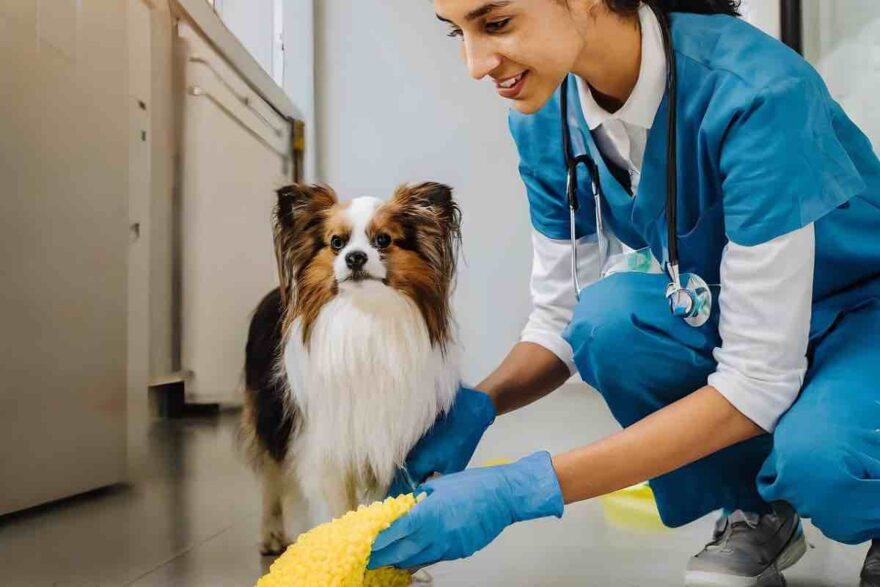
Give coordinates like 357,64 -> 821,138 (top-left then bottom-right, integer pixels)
273,184 -> 337,309
275,183 -> 337,230
393,181 -> 454,219
393,182 -> 462,238
393,181 -> 462,285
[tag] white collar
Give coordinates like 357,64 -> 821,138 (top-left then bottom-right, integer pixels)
575,3 -> 667,131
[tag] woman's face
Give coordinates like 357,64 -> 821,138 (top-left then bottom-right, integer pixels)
434,0 -> 593,114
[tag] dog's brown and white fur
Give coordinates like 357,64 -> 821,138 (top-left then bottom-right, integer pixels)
240,182 -> 462,554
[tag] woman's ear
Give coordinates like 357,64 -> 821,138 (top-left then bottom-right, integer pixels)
582,0 -> 606,21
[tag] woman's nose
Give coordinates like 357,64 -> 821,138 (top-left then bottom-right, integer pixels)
462,37 -> 502,80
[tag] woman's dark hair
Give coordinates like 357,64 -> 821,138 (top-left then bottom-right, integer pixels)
604,0 -> 740,16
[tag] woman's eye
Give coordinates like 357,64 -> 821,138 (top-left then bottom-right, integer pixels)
446,27 -> 463,39
375,233 -> 392,249
330,235 -> 345,251
485,18 -> 510,33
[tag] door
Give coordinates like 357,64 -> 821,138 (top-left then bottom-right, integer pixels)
0,0 -> 129,515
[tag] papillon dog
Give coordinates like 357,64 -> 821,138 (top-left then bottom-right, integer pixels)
240,182 -> 462,554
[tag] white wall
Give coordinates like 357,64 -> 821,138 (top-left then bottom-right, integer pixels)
802,0 -> 880,151
213,0 -> 276,77
283,0 -> 317,180
740,0 -> 781,39
315,0 -> 534,382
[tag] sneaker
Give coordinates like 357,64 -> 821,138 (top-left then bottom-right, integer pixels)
685,502 -> 807,586
862,540 -> 880,587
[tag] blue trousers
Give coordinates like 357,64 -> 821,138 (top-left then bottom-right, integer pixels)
563,272 -> 880,544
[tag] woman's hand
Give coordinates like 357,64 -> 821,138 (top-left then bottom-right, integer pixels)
370,452 -> 564,570
387,386 -> 496,497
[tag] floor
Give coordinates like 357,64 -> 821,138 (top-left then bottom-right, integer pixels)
0,385 -> 869,587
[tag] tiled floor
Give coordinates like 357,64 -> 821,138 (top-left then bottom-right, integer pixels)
0,386 -> 869,586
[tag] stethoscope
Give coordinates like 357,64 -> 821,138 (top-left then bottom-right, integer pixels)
561,4 -> 712,328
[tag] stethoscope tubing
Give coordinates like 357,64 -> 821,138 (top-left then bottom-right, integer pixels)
559,3 -> 710,326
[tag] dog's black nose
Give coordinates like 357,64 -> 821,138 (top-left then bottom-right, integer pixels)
345,250 -> 368,271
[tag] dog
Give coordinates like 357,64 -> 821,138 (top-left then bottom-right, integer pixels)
240,182 -> 462,555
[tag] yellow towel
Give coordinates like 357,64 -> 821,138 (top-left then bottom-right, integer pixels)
256,493 -> 420,587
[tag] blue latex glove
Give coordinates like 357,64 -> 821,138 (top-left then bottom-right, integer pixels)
369,451 -> 564,570
387,386 -> 496,497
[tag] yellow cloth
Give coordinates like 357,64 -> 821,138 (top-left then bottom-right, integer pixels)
256,494 -> 419,587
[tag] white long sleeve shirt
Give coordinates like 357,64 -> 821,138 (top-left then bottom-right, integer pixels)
520,4 -> 813,432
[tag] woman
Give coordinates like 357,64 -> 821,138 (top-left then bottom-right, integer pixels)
368,1 -> 880,585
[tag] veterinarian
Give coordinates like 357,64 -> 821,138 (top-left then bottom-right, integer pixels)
369,1 -> 880,585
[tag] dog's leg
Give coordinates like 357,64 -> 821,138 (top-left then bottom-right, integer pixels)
281,472 -> 311,540
359,464 -> 391,507
260,459 -> 290,556
320,470 -> 359,520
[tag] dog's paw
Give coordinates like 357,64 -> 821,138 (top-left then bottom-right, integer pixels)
260,528 -> 291,556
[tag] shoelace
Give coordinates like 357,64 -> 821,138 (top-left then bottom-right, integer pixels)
706,510 -> 765,552
727,509 -> 761,529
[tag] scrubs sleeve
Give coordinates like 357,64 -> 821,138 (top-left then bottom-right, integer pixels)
720,78 -> 866,246
508,106 -> 598,241
521,229 -> 602,375
708,225 -> 815,432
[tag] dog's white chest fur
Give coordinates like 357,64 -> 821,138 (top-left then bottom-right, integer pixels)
284,281 -> 458,506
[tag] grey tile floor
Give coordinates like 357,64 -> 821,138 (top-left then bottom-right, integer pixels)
0,385 -> 869,586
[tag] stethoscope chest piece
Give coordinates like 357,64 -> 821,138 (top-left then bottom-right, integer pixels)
665,272 -> 712,327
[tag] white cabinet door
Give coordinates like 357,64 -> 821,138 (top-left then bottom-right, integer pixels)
0,0 -> 128,515
177,23 -> 292,404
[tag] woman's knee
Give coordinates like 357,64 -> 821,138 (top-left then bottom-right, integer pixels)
563,273 -> 721,428
564,272 -> 716,400
563,274 -> 653,384
760,425 -> 879,544
564,273 -> 654,352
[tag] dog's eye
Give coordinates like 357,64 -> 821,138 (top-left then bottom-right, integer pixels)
374,233 -> 392,249
330,235 -> 346,251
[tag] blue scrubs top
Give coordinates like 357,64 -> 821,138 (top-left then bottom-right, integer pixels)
509,13 -> 880,336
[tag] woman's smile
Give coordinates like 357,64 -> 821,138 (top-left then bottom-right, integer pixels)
494,70 -> 530,98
